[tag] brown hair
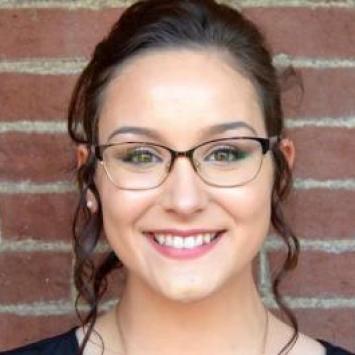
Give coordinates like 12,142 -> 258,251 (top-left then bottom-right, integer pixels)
68,1 -> 300,354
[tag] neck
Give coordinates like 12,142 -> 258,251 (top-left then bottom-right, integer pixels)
116,264 -> 268,355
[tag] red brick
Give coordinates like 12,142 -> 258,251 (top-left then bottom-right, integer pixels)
1,8 -> 354,60
0,252 -> 72,303
269,250 -> 355,297
0,8 -> 123,59
1,71 -> 354,123
0,133 -> 75,182
282,68 -> 355,119
294,309 -> 355,351
0,74 -> 76,121
0,192 -> 77,241
4,67 -> 355,123
284,189 -> 355,239
289,127 -> 355,180
0,313 -> 78,351
246,7 -> 355,58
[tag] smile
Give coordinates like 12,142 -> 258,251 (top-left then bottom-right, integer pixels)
153,232 -> 219,249
145,230 -> 225,260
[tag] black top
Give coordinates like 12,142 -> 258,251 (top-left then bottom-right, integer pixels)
1,328 -> 354,354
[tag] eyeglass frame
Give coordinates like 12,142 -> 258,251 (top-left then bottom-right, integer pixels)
92,135 -> 280,190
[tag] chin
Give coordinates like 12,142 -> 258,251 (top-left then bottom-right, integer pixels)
158,277 -> 217,304
165,289 -> 211,304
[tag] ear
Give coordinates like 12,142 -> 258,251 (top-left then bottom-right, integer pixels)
76,144 -> 90,169
76,145 -> 99,213
279,137 -> 296,170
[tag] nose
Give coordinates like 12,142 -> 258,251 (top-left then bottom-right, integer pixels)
158,155 -> 208,217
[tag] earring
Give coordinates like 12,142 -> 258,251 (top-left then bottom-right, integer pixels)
86,200 -> 93,209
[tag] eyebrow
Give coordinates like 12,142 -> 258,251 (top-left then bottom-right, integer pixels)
106,121 -> 257,143
201,121 -> 257,136
107,126 -> 162,142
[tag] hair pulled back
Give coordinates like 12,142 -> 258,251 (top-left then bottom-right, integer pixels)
68,1 -> 300,354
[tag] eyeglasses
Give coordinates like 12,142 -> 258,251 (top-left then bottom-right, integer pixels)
93,136 -> 280,190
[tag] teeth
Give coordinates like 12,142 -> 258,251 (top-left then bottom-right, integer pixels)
184,236 -> 196,249
173,236 -> 184,248
156,235 -> 166,246
203,234 -> 212,244
153,232 -> 218,248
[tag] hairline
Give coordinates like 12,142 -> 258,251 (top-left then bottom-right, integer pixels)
94,44 -> 266,142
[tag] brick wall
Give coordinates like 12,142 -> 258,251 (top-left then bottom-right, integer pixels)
0,0 -> 354,351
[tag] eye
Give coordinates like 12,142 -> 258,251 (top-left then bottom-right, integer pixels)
205,145 -> 249,163
121,147 -> 163,165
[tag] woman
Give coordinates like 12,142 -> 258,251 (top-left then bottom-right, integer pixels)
2,0 -> 353,354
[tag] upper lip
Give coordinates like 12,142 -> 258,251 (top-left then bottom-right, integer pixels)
145,229 -> 224,237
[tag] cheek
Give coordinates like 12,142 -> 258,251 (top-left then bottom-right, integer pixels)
97,174 -> 157,251
216,162 -> 273,232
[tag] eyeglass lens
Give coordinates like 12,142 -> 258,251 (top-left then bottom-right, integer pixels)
101,138 -> 264,189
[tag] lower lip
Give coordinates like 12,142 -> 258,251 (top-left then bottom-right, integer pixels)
145,232 -> 224,260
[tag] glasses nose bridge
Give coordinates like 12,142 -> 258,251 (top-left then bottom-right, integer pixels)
169,147 -> 198,172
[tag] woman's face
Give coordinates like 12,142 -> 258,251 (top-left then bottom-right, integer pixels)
94,48 -> 274,302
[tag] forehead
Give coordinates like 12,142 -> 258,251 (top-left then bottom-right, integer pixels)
98,48 -> 265,144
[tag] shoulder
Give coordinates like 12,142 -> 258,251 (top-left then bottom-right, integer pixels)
0,328 -> 79,355
269,313 -> 353,355
317,339 -> 355,355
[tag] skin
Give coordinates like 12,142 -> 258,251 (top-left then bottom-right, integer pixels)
76,48 -> 325,355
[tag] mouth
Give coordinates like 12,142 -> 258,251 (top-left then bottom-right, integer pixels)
144,230 -> 225,260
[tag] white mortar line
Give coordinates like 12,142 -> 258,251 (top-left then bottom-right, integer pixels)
236,0 -> 355,6
0,181 -> 77,194
1,54 -> 355,74
0,0 -> 135,8
0,299 -> 117,315
258,245 -> 272,295
273,54 -> 355,68
0,238 -> 111,253
0,0 -> 354,9
286,117 -> 355,129
69,255 -> 77,304
265,238 -> 355,253
0,301 -> 75,315
1,118 -> 355,134
0,217 -> 3,243
0,57 -> 87,75
0,239 -> 72,252
0,121 -> 67,133
1,178 -> 354,194
1,236 -> 354,253
1,297 -> 354,316
294,178 -> 355,190
262,296 -> 355,309
275,297 -> 355,309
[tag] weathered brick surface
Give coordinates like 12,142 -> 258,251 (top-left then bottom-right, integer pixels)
271,308 -> 355,351
283,68 -> 355,119
0,2 -> 354,353
269,250 -> 355,297
1,8 -> 354,59
0,74 -> 77,121
0,9 -> 123,59
295,308 -> 355,351
2,69 -> 355,122
289,127 -> 355,180
1,127 -> 353,184
0,252 -> 72,303
0,132 -> 75,182
0,192 -> 77,241
245,7 -> 355,58
284,189 -> 355,239
0,314 -> 78,351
